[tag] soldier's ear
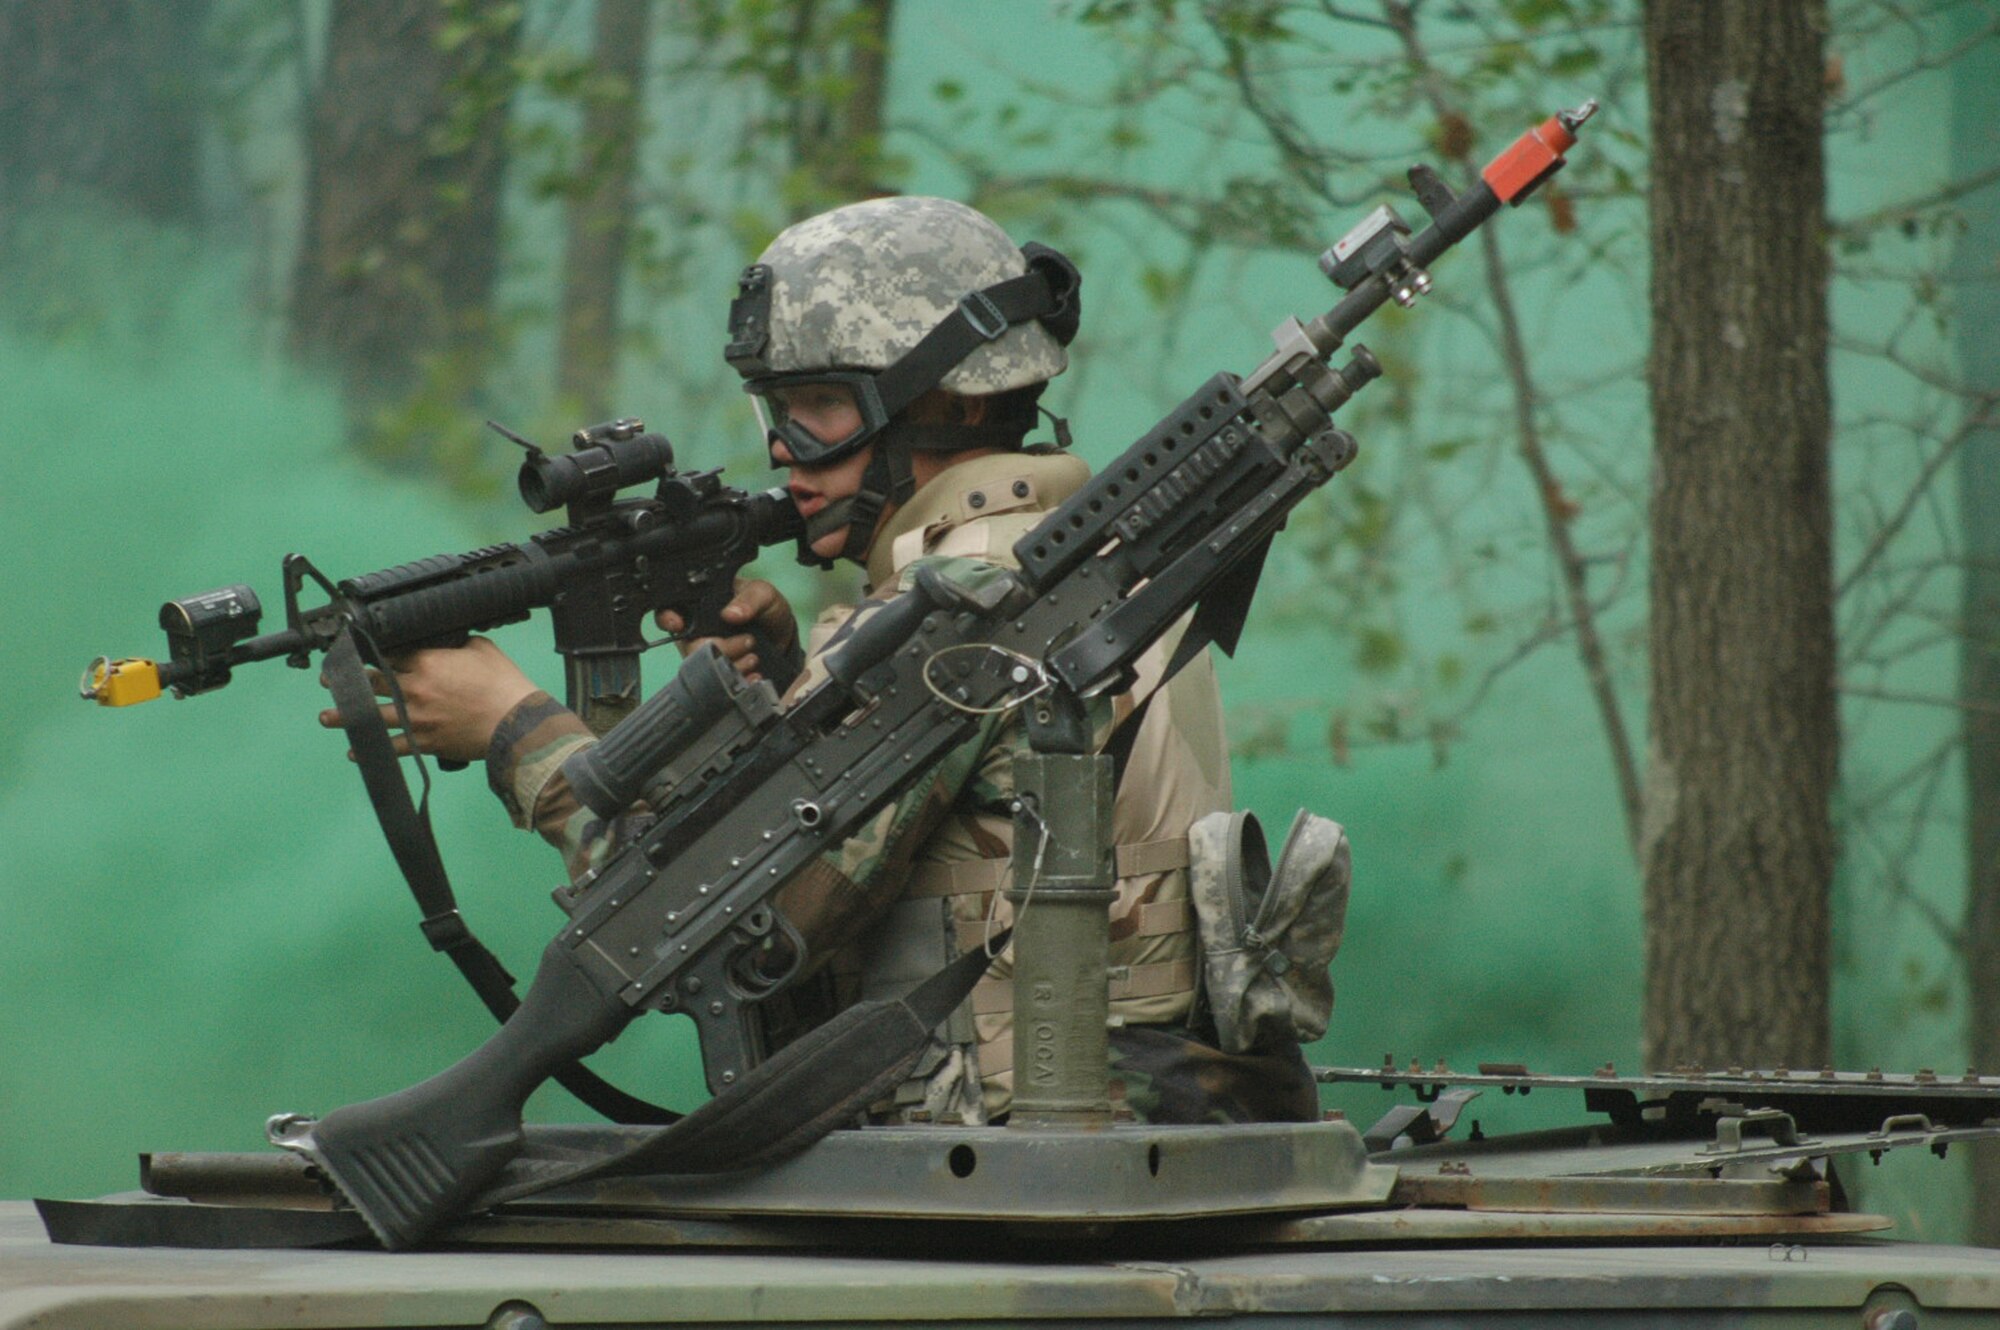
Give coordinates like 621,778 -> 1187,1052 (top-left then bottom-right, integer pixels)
945,395 -> 988,426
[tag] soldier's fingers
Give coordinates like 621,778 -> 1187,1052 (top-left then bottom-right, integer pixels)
726,580 -> 782,623
656,608 -> 687,634
318,708 -> 342,729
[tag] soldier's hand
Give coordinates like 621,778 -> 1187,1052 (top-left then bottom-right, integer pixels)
318,636 -> 538,763
656,579 -> 799,683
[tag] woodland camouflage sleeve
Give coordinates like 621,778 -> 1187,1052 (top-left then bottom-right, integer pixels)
484,690 -> 619,880
773,708 -> 1011,969
772,555 -> 1030,968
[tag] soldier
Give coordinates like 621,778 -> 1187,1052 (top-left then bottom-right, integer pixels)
328,196 -> 1319,1125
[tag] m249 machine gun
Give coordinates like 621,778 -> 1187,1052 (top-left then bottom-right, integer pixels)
248,101 -> 1604,1250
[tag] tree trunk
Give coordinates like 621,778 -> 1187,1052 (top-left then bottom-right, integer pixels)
826,0 -> 894,198
289,0 -> 521,450
782,0 -> 896,216
1640,0 -> 1837,1071
556,0 -> 653,425
1951,7 -> 2000,1247
0,0 -> 211,231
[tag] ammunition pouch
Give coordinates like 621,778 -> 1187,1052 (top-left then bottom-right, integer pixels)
1188,810 -> 1351,1055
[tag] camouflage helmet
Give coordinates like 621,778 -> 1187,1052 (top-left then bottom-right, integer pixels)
725,196 -> 1080,568
735,196 -> 1068,395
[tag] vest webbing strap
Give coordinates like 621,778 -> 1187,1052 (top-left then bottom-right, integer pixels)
906,836 -> 1191,899
972,958 -> 1198,1017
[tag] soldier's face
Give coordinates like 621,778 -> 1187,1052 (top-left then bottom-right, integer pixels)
769,387 -> 985,561
772,447 -> 874,565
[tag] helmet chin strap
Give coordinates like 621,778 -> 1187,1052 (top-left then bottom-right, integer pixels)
813,414 -> 1036,568
783,432 -> 913,569
830,433 -> 920,566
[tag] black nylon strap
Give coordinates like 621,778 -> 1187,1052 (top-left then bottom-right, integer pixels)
323,631 -> 679,1126
870,270 -> 1059,422
1105,691 -> 1157,793
1107,621 -> 1230,794
1107,538 -> 1273,792
477,928 -> 1013,1205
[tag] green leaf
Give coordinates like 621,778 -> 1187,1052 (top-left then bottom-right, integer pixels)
1548,45 -> 1601,77
1139,264 -> 1186,308
1503,0 -> 1569,28
1355,626 -> 1405,675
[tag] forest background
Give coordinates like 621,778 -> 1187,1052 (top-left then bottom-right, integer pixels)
2,0 -> 1996,1241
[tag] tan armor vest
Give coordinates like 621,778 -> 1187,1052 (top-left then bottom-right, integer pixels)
807,450 -> 1233,1121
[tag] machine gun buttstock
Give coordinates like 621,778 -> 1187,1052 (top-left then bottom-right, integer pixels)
270,933 -> 636,1249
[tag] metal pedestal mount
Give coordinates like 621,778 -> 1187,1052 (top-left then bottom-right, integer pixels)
1006,687 -> 1118,1126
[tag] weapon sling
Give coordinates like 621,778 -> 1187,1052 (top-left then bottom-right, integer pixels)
473,930 -> 1009,1206
323,630 -> 680,1125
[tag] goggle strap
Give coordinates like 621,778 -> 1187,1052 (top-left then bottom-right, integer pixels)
891,421 -> 1027,453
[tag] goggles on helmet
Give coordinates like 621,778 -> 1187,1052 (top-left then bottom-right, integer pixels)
745,372 -> 889,468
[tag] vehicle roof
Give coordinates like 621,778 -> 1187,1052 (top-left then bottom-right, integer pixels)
10,1202 -> 2000,1329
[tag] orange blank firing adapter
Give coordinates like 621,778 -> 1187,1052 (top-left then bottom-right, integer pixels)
1482,100 -> 1599,205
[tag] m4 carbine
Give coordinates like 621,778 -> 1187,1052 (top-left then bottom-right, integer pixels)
274,104 -> 1597,1249
84,419 -> 805,1128
82,419 -> 807,732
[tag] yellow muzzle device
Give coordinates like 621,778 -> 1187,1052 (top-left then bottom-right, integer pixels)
81,656 -> 164,707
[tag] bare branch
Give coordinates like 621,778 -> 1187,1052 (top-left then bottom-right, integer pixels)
1839,682 -> 2000,717
1313,1 -> 1397,31
1838,395 -> 2000,596
1204,9 -> 1374,211
1830,160 -> 2000,239
1831,11 -> 2000,115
